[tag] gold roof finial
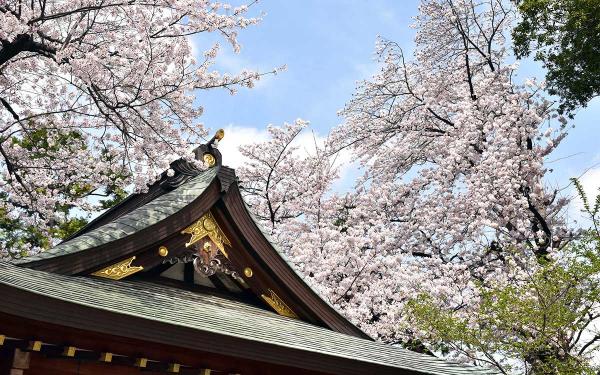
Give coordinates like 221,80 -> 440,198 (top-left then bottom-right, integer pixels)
215,129 -> 225,141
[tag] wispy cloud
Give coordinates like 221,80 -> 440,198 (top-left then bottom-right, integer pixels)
215,125 -> 269,168
214,123 -> 359,192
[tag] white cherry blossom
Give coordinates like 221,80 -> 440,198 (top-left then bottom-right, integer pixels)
0,0 -> 266,254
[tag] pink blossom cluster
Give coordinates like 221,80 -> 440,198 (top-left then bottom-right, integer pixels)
238,0 -> 571,361
0,0 -> 264,255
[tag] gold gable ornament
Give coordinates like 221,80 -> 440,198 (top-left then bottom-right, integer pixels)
181,211 -> 231,258
261,289 -> 298,319
91,256 -> 144,280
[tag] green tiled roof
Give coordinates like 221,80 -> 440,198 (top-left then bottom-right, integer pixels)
0,262 -> 498,375
13,168 -> 217,264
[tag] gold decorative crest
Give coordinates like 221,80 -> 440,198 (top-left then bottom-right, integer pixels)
181,211 -> 231,258
203,153 -> 216,167
261,289 -> 298,319
91,256 -> 143,280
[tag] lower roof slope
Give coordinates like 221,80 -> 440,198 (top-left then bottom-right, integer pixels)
0,262 -> 497,375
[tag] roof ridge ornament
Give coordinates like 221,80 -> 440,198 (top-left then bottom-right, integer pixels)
195,129 -> 224,169
159,128 -> 224,191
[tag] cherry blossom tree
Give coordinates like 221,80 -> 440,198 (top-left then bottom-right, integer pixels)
331,0 -> 573,343
237,120 -> 376,318
0,0 -> 268,257
237,119 -> 340,233
239,0 -> 593,372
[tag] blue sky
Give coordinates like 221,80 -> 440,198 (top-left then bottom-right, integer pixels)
194,0 -> 599,222
195,0 -> 414,134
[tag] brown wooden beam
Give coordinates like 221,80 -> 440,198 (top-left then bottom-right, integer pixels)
0,339 -> 218,375
1,336 -> 217,375
0,312 -> 333,375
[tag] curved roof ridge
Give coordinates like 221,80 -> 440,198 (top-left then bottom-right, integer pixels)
13,168 -> 217,265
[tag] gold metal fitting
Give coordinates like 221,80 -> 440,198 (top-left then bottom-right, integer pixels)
244,267 -> 253,278
203,153 -> 216,167
28,341 -> 42,351
215,129 -> 225,140
63,346 -> 76,357
158,246 -> 169,257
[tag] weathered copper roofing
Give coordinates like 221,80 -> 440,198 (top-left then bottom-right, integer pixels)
5,139 -> 497,374
0,262 -> 498,375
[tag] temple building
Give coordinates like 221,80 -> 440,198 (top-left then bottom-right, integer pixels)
0,131 -> 495,374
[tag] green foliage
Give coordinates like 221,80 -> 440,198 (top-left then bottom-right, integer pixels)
0,206 -> 52,257
407,234 -> 600,373
0,205 -> 88,259
99,186 -> 128,210
48,217 -> 89,242
11,127 -> 86,157
571,177 -> 600,234
513,0 -> 600,116
1,128 -> 129,258
406,180 -> 600,374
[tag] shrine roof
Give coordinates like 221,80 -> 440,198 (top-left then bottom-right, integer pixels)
8,152 -> 369,338
3,133 -> 498,374
0,261 -> 498,375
